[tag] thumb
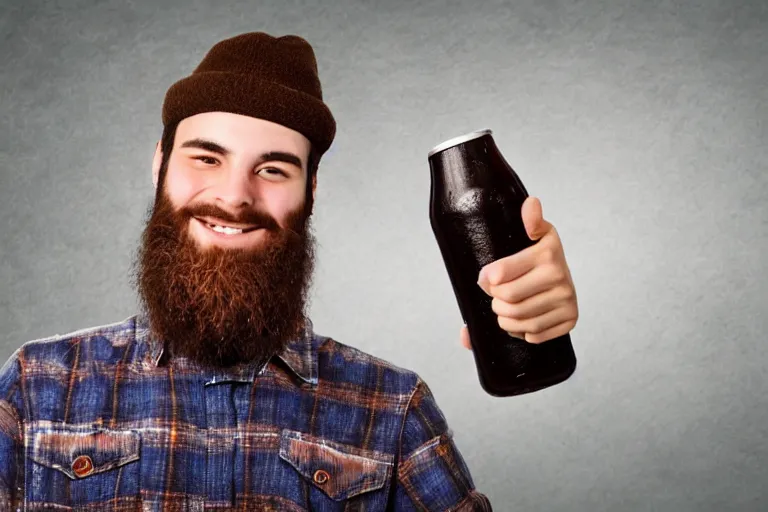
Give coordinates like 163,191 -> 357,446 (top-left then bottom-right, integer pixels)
522,196 -> 552,241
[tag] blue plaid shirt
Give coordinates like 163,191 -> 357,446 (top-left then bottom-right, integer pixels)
0,314 -> 491,510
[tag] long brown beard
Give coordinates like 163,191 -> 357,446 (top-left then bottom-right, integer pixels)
132,190 -> 316,368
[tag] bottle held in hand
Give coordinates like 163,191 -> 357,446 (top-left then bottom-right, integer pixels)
428,129 -> 577,396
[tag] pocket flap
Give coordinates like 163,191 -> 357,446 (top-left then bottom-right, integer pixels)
279,429 -> 394,501
27,422 -> 140,480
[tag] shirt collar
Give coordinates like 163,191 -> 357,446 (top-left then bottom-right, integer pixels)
135,312 -> 318,387
274,318 -> 318,386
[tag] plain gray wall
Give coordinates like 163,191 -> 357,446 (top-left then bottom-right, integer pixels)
1,0 -> 766,510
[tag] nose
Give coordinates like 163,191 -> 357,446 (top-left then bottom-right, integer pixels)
214,168 -> 256,210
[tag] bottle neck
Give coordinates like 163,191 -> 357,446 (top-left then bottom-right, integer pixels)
430,134 -> 504,192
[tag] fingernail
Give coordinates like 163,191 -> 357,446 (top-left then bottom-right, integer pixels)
477,269 -> 490,290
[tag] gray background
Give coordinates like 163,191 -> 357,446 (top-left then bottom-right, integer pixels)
1,0 -> 766,510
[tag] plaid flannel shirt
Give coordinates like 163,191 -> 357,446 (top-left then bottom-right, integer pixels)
0,314 -> 491,511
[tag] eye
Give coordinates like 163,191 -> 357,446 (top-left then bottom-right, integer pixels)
257,167 -> 288,178
193,155 -> 219,166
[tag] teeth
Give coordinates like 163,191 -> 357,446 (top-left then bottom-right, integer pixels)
209,224 -> 243,235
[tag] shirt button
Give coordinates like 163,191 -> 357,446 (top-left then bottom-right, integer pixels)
72,455 -> 94,478
313,469 -> 330,485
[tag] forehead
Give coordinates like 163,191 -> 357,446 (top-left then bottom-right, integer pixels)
175,112 -> 311,157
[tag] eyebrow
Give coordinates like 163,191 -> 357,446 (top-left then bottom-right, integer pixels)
179,139 -> 303,170
261,151 -> 303,170
180,138 -> 231,156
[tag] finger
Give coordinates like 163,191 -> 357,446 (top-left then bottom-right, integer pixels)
477,273 -> 492,297
489,264 -> 565,304
460,325 -> 472,350
478,229 -> 564,293
479,247 -> 538,289
479,228 -> 563,289
525,320 -> 577,344
497,307 -> 575,338
491,285 -> 573,320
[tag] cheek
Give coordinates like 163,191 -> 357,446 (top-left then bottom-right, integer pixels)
266,187 -> 306,225
163,168 -> 206,206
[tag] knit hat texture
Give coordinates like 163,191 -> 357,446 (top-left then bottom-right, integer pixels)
162,32 -> 336,156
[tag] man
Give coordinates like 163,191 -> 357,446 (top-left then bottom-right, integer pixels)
0,33 -> 578,510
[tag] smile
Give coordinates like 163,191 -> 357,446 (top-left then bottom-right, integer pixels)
194,217 -> 261,236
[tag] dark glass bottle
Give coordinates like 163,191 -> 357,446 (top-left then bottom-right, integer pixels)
428,129 -> 577,396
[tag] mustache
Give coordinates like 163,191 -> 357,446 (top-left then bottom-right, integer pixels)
179,203 -> 280,231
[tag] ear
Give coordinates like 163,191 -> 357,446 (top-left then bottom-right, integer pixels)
151,141 -> 162,189
311,173 -> 317,203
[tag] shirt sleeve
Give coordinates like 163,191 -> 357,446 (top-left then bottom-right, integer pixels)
391,377 -> 492,511
0,347 -> 24,509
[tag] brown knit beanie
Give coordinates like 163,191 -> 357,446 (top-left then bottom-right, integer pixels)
162,32 -> 336,156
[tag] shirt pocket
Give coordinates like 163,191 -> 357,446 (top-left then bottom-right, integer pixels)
25,421 -> 141,507
279,429 -> 394,504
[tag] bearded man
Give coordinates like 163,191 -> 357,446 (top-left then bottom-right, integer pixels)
0,32 -> 578,510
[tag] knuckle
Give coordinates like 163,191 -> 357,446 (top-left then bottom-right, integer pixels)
554,286 -> 572,305
550,264 -> 566,283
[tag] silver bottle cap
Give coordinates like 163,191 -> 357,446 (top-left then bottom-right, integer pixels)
427,129 -> 493,158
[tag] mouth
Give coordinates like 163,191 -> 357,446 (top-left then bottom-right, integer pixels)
193,216 -> 261,236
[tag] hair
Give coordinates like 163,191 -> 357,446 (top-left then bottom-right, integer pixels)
155,121 -> 320,214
